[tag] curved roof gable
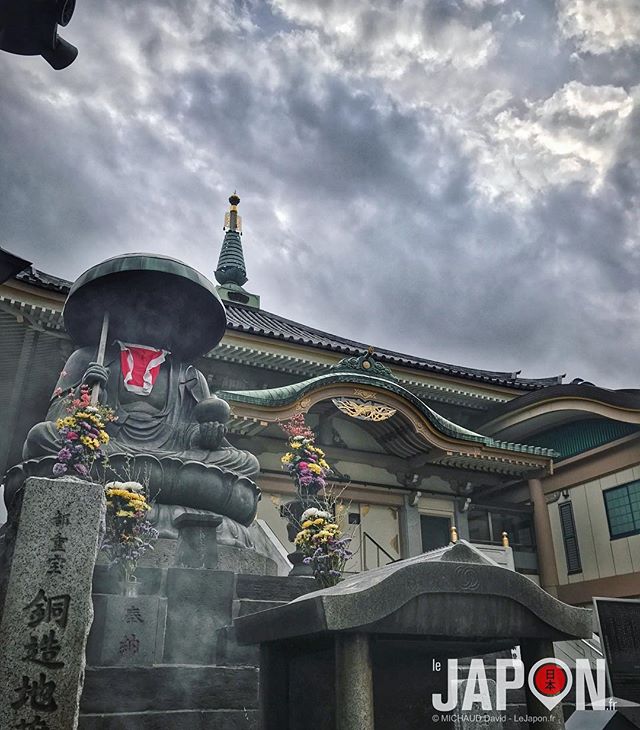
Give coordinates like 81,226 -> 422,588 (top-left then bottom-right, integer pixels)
218,361 -> 556,459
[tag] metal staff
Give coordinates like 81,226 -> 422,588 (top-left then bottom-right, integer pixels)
90,311 -> 110,405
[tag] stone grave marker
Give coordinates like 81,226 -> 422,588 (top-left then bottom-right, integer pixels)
594,597 -> 640,706
0,476 -> 105,730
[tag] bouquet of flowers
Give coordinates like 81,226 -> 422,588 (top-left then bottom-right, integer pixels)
52,384 -> 115,479
280,414 -> 331,496
295,507 -> 352,588
101,481 -> 158,584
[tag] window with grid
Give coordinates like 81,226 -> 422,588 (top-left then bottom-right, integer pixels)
603,481 -> 640,539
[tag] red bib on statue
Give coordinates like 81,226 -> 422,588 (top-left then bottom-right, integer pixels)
118,342 -> 169,396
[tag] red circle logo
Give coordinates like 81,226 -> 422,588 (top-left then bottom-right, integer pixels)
532,662 -> 568,697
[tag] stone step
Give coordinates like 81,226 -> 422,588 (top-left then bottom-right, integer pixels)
216,625 -> 259,667
218,544 -> 278,576
233,598 -> 286,618
79,709 -> 259,730
218,600 -> 286,666
80,665 -> 258,714
235,574 -> 314,602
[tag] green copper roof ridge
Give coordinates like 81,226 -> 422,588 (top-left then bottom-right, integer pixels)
218,371 -> 555,457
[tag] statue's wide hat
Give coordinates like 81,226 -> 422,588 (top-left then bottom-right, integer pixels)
64,253 -> 226,360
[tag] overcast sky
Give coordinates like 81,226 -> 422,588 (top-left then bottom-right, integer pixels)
1,0 -> 639,388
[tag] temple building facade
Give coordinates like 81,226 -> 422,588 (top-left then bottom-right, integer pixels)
1,196 -> 640,608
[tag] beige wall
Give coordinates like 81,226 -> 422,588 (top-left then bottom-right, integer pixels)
256,494 -> 293,556
549,465 -> 640,588
359,503 -> 401,570
256,488 -> 402,573
418,494 -> 455,520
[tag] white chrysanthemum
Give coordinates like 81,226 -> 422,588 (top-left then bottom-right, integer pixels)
301,507 -> 332,522
105,480 -> 144,492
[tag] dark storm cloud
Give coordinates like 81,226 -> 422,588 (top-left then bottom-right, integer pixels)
0,0 -> 639,388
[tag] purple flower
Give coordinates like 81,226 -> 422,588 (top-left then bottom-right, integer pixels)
74,463 -> 89,476
52,463 -> 67,477
57,447 -> 72,462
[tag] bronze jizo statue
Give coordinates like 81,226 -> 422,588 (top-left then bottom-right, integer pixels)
4,254 -> 261,544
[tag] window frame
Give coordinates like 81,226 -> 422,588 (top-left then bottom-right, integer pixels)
603,481 -> 640,540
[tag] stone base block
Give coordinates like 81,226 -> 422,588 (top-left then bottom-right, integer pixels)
87,593 -> 167,666
80,665 -> 258,714
235,574 -> 314,602
79,709 -> 259,730
163,568 -> 235,664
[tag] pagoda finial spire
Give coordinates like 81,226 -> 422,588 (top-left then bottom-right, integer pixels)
215,192 -> 247,287
224,191 -> 242,233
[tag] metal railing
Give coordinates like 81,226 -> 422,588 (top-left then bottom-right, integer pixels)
362,531 -> 397,570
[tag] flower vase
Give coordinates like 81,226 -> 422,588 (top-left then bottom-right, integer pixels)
121,576 -> 141,597
287,550 -> 313,577
120,569 -> 142,598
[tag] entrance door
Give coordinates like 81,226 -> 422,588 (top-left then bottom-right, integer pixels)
420,515 -> 451,552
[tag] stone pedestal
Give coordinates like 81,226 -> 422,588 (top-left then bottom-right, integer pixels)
174,513 -> 222,569
0,476 -> 105,730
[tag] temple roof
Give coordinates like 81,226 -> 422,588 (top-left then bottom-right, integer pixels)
16,265 -> 70,293
13,266 -> 564,392
221,303 -> 564,391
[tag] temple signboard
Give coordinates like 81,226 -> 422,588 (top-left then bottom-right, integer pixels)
594,597 -> 640,706
0,477 -> 104,730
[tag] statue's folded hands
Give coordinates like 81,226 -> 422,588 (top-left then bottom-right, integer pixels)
82,362 -> 109,389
